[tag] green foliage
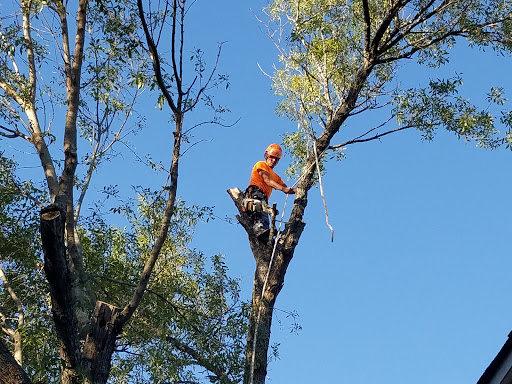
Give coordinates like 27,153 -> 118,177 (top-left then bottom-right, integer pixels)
267,0 -> 512,170
0,154 -> 60,381
0,154 -> 246,383
81,188 -> 247,383
394,78 -> 508,148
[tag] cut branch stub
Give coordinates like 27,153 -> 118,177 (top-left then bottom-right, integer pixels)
227,188 -> 253,233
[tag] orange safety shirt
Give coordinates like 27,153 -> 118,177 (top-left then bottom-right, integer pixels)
248,161 -> 285,199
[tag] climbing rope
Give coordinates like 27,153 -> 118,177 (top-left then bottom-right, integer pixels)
313,140 -> 335,242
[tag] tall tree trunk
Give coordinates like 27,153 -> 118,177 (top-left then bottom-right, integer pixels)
40,205 -> 82,382
244,259 -> 276,384
227,189 -> 305,384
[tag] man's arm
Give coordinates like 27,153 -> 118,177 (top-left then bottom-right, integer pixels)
258,170 -> 295,194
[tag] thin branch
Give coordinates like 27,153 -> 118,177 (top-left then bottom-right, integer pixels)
0,125 -> 31,141
137,0 -> 178,113
180,138 -> 212,157
376,29 -> 465,64
182,117 -> 240,136
331,124 -> 415,148
171,0 -> 182,98
168,336 -> 235,384
183,42 -> 225,114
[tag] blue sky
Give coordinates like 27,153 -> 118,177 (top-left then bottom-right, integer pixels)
178,2 -> 512,384
2,1 -> 512,383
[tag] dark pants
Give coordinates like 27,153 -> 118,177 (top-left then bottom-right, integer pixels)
245,185 -> 270,230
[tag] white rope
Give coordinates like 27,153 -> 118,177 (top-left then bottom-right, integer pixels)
312,140 -> 335,242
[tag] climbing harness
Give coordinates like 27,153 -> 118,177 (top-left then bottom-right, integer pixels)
242,197 -> 275,215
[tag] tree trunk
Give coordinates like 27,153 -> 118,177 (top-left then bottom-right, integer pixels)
0,339 -> 31,384
227,188 -> 305,384
83,301 -> 120,384
244,257 -> 276,384
40,205 -> 82,382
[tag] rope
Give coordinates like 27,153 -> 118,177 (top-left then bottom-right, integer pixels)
313,140 -> 335,242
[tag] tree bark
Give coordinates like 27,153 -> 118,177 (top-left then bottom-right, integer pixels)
227,189 -> 305,384
82,301 -> 120,384
0,339 -> 31,384
40,205 -> 81,382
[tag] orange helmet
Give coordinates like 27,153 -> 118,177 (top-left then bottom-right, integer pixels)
264,143 -> 283,159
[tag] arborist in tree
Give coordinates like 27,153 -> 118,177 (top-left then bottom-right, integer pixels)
245,143 -> 295,240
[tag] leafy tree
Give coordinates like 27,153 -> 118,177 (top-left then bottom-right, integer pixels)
0,0 -> 243,383
228,1 -> 512,383
1,153 -> 246,383
0,154 -> 59,382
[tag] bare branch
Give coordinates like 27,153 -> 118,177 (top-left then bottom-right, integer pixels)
183,117 -> 240,135
183,42 -> 225,114
168,336 -> 235,384
0,125 -> 31,141
331,124 -> 415,148
137,0 -> 179,113
171,0 -> 183,99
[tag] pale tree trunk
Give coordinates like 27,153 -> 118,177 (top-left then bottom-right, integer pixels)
0,266 -> 25,367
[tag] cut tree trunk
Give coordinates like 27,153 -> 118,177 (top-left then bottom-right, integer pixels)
40,205 -> 82,381
227,188 -> 305,384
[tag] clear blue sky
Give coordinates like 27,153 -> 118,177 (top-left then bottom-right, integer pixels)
3,1 -> 511,383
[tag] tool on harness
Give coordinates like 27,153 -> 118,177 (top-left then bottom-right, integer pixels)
242,197 -> 277,215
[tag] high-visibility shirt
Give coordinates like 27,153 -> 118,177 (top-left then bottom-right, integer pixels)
248,161 -> 285,199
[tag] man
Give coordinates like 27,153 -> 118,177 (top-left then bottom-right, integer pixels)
245,143 -> 295,239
